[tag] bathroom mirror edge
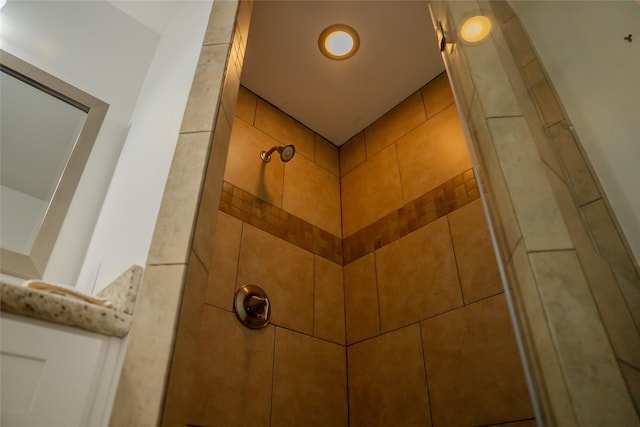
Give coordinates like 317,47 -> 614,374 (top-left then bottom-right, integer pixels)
0,49 -> 109,280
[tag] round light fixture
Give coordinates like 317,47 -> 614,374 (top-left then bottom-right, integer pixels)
319,24 -> 360,60
460,16 -> 492,43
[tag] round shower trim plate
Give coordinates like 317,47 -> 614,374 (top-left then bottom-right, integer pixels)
234,284 -> 272,329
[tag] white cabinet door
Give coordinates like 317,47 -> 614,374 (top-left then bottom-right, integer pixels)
0,313 -> 121,427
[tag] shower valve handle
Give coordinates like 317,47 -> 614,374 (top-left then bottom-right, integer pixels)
246,295 -> 270,320
234,285 -> 271,329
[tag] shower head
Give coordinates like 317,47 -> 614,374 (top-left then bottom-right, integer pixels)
260,144 -> 296,163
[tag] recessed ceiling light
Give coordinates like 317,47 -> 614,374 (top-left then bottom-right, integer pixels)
460,16 -> 492,43
319,24 -> 360,60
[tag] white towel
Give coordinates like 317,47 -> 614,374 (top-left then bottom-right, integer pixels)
24,280 -> 114,308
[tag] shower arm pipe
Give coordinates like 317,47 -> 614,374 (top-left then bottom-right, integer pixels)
261,145 -> 280,160
260,144 -> 296,163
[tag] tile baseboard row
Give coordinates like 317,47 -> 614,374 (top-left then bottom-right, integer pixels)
219,168 -> 479,266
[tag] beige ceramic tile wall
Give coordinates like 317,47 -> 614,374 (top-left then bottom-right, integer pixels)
421,294 -> 534,426
340,75 -> 533,426
345,198 -> 533,426
216,86 -> 344,343
114,1 -> 639,425
430,0 -> 640,424
271,328 -> 347,427
348,325 -> 431,426
165,209 -> 347,426
226,86 -> 342,237
111,1 -> 250,426
340,72 -> 472,236
161,78 -> 345,425
375,217 -> 462,332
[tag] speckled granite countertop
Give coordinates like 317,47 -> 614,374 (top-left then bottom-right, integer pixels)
0,266 -> 143,337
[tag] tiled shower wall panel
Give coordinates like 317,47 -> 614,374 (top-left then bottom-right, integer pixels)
493,0 -> 640,416
168,67 -> 533,427
224,87 -> 342,237
340,72 -> 534,427
161,82 -> 348,427
432,0 -> 639,424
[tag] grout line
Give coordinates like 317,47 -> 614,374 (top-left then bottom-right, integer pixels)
394,141 -> 407,205
425,98 -> 456,122
266,323 -> 345,347
251,93 -> 257,126
418,322 -> 435,426
520,57 -> 537,70
280,154 -> 286,210
201,40 -> 232,48
345,291 -> 507,348
146,262 -> 188,267
344,342 -> 350,426
446,213 -> 467,305
372,252 -> 383,335
579,198 -> 603,210
203,301 -> 234,314
178,130 -> 215,136
362,128 -> 369,160
192,249 -> 207,275
504,236 -> 523,266
573,247 -> 640,360
312,256 -> 316,337
619,358 -> 640,374
232,221 -> 246,303
203,303 -> 343,347
365,89 -> 431,160
269,326 -> 277,427
526,247 -> 576,255
540,155 -> 568,186
342,258 -> 350,424
340,230 -> 348,345
418,82 -> 428,119
544,117 -> 564,130
577,195 -> 601,209
485,114 -> 525,120
474,418 -> 537,427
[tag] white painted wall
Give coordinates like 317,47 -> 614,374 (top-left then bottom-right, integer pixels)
0,186 -> 48,254
509,1 -> 640,263
77,1 -> 213,293
1,1 -> 213,289
1,1 -> 159,285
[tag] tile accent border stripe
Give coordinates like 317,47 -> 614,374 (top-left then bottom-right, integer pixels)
219,168 -> 478,267
343,168 -> 479,264
220,181 -> 343,264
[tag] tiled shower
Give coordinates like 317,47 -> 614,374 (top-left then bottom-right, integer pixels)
110,1 -> 640,425
161,74 -> 534,426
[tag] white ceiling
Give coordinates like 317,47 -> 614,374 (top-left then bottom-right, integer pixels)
106,0 -> 445,146
241,0 -> 445,145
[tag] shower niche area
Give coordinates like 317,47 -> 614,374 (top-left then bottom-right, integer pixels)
162,67 -> 534,427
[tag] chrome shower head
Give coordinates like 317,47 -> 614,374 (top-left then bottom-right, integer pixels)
279,144 -> 296,162
260,144 -> 296,163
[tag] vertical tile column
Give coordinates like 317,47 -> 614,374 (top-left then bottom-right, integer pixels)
490,0 -> 640,417
432,1 -> 639,425
108,2 -> 252,426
